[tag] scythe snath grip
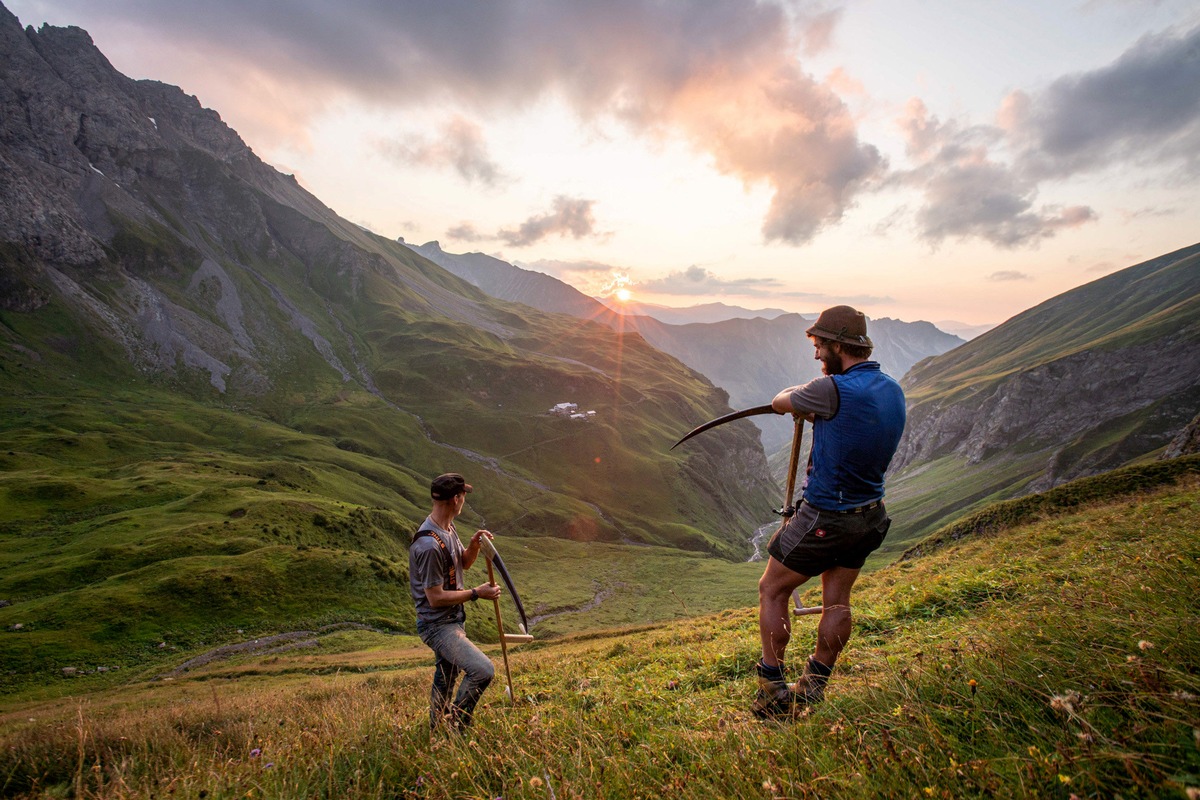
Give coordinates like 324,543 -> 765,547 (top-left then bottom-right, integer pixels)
479,536 -> 532,703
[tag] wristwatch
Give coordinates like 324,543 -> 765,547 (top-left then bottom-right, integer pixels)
470,588 -> 478,601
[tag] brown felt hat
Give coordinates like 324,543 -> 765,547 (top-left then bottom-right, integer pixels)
806,305 -> 873,347
431,473 -> 473,500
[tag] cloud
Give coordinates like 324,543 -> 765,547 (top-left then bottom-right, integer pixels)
988,270 -> 1033,282
796,8 -> 843,56
638,265 -> 784,296
1008,24 -> 1200,178
632,265 -> 893,303
445,222 -> 488,243
524,258 -> 618,275
43,0 -> 883,246
497,196 -> 599,247
887,26 -> 1197,250
893,99 -> 1098,248
376,117 -> 506,186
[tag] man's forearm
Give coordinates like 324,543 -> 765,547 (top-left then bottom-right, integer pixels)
426,586 -> 478,607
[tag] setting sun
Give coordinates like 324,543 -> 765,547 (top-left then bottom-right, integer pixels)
615,288 -> 632,303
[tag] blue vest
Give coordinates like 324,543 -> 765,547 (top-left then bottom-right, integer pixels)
803,362 -> 906,511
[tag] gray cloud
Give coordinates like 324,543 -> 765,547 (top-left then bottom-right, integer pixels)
1009,24 -> 1200,178
634,265 -> 896,303
497,196 -> 598,247
988,270 -> 1033,282
895,100 -> 1098,248
524,258 -> 617,275
32,0 -> 881,246
377,117 -> 506,186
445,222 -> 488,243
888,25 -> 1197,249
638,265 -> 784,296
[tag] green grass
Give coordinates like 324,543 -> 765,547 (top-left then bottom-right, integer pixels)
0,383 -> 771,696
1,472 -> 1197,798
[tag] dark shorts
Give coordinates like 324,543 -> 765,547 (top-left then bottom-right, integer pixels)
766,500 -> 891,576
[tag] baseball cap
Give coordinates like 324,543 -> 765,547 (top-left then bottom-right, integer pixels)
430,473 -> 473,500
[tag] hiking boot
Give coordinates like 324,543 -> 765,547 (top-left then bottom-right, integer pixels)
788,657 -> 831,705
751,676 -> 798,719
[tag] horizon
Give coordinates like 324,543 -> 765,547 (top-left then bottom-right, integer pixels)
8,0 -> 1198,327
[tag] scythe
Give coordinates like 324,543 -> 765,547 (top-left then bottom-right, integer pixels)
671,405 -> 823,617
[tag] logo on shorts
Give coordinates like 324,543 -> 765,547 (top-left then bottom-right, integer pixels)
815,528 -> 827,538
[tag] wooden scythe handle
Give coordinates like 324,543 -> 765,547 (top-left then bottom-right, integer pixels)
486,556 -> 515,703
783,416 -> 803,516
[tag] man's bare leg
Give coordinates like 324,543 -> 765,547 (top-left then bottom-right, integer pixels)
758,556 -> 810,666
813,566 -> 860,667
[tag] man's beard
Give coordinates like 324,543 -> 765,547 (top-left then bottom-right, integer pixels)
821,351 -> 845,376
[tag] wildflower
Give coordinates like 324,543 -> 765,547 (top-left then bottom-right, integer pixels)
1058,774 -> 1072,785
923,788 -> 935,796
264,763 -> 274,770
249,748 -> 261,759
1138,640 -> 1153,651
1049,691 -> 1082,716
969,679 -> 977,696
530,777 -> 544,789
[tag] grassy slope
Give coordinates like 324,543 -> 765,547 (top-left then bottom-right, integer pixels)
1,465 -> 1196,799
902,244 -> 1200,405
0,193 -> 772,693
877,244 -> 1200,558
0,380 -> 770,693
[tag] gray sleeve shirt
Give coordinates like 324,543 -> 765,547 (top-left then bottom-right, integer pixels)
408,517 -> 467,626
787,375 -> 839,419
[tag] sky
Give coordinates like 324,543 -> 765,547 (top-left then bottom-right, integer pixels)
8,0 -> 1200,330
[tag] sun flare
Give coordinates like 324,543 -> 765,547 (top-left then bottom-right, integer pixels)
615,287 -> 632,303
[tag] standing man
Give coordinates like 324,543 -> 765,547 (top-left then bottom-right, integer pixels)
753,306 -> 906,718
409,472 -> 501,730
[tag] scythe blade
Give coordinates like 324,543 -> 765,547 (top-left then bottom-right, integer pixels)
670,404 -> 777,450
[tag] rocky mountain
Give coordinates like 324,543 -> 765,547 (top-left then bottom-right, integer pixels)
411,241 -> 965,451
0,4 -> 777,676
877,242 -> 1200,560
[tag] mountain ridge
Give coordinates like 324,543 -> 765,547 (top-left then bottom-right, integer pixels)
410,240 -> 966,451
877,241 -> 1200,560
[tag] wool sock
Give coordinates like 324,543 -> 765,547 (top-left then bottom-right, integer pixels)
756,660 -> 785,682
806,657 -> 833,678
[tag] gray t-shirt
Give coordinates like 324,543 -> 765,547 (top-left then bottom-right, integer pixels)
787,376 -> 839,419
408,516 -> 466,626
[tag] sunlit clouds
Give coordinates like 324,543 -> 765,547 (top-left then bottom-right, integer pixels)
376,117 -> 507,187
9,0 -> 1198,325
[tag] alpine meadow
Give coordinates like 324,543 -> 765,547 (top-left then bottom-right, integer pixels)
2,3 -> 1199,799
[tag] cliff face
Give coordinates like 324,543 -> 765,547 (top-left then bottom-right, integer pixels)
895,332 -> 1200,483
0,6 -> 775,555
883,243 -> 1200,549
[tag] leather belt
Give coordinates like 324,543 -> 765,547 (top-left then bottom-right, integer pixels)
830,499 -> 883,515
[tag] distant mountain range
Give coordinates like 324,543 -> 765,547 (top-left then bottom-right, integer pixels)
411,241 -> 965,451
592,297 -> 791,325
932,320 -> 996,340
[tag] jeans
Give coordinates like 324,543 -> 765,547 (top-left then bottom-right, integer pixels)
417,620 -> 495,728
